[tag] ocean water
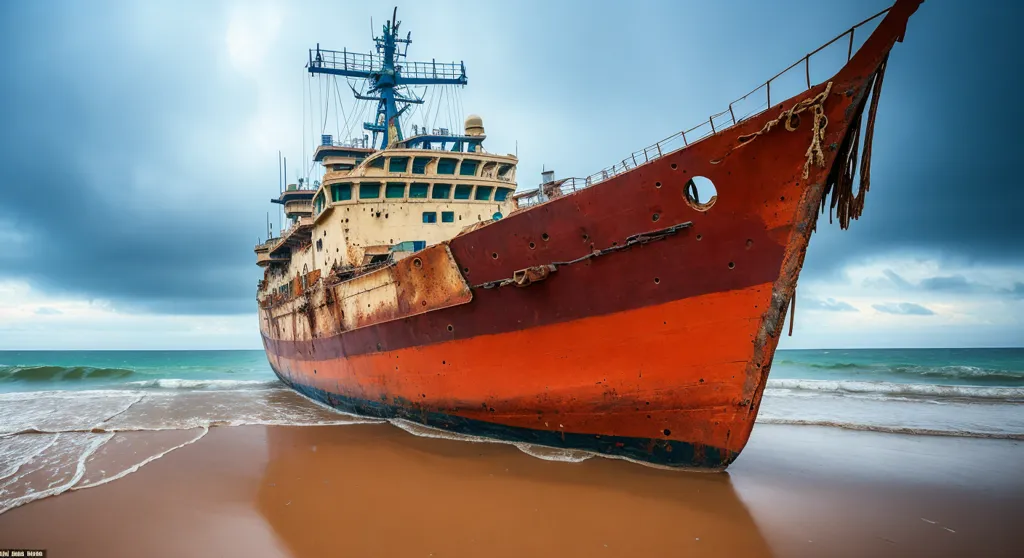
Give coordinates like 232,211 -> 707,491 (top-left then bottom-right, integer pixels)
1,348 -> 1022,513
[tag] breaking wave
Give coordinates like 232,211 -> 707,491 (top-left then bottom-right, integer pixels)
765,379 -> 1024,402
0,365 -> 136,383
123,378 -> 283,390
773,360 -> 1024,384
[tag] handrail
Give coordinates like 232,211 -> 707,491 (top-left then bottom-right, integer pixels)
542,7 -> 892,198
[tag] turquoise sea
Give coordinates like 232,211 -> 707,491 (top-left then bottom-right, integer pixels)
1,348 -> 1022,513
3,348 -> 1022,392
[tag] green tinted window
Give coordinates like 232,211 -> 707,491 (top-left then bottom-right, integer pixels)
422,212 -> 437,223
437,158 -> 457,175
385,183 -> 406,198
409,183 -> 429,198
441,211 -> 454,223
331,183 -> 352,201
359,183 -> 381,199
412,157 -> 430,174
368,157 -> 385,169
454,185 -> 473,200
494,187 -> 513,202
459,160 -> 479,176
431,184 -> 451,199
388,157 -> 409,173
474,186 -> 493,201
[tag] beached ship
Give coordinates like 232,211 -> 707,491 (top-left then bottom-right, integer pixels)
256,1 -> 922,469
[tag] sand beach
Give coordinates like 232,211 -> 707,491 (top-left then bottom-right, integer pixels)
1,421 -> 1021,557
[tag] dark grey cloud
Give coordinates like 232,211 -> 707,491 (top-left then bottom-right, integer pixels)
1006,283 -> 1024,299
803,297 -> 858,312
863,269 -> 1015,298
799,0 -> 1024,275
872,302 -> 935,316
919,275 -> 989,293
0,1 -> 275,314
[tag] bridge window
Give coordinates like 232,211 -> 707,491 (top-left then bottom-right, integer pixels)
388,157 -> 409,173
314,192 -> 325,213
459,159 -> 479,176
359,183 -> 381,199
442,211 -> 454,223
385,182 -> 406,199
412,157 -> 431,174
409,183 -> 429,198
368,157 -> 385,169
422,212 -> 437,224
494,187 -> 513,202
497,163 -> 513,179
432,184 -> 451,199
331,183 -> 352,201
437,158 -> 458,175
413,240 -> 426,251
475,186 -> 493,201
454,185 -> 473,200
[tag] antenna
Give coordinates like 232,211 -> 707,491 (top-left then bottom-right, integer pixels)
307,10 -> 467,149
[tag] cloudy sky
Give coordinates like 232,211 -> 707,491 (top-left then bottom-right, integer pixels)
0,0 -> 1020,350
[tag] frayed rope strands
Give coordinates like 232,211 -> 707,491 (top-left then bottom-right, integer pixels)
820,54 -> 889,230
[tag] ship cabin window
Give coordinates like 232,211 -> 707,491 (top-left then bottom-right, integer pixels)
474,186 -> 494,201
409,183 -> 430,199
497,164 -> 513,179
331,164 -> 353,172
388,157 -> 409,173
413,240 -> 426,251
454,184 -> 473,200
432,184 -> 451,199
331,183 -> 352,201
359,183 -> 381,199
441,211 -> 455,223
412,157 -> 431,174
494,187 -> 513,202
422,211 -> 437,224
459,159 -> 479,176
385,183 -> 406,199
367,157 -> 385,169
314,192 -> 326,213
437,158 -> 458,175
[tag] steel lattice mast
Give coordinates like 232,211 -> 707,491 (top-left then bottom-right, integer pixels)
307,8 -> 467,150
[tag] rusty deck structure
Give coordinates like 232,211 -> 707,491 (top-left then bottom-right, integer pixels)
256,1 -> 923,469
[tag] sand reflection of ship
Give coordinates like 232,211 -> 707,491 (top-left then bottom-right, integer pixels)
255,2 -> 923,468
255,426 -> 774,556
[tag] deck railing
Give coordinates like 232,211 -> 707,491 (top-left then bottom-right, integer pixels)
519,7 -> 892,205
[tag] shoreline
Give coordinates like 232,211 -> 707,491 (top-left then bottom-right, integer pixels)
0,422 -> 1021,557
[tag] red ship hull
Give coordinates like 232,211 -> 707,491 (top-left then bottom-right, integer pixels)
260,1 -> 921,468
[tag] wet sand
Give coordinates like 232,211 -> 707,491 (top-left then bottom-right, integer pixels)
0,423 -> 1021,557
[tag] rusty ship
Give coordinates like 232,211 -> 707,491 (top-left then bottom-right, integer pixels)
255,1 -> 923,469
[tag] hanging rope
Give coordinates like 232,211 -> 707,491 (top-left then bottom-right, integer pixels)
737,81 -> 833,180
819,54 -> 889,230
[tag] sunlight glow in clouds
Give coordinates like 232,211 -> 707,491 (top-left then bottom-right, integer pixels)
225,3 -> 283,73
0,281 -> 259,350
